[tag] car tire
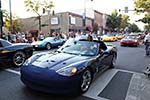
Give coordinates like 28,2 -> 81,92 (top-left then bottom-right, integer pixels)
13,51 -> 26,67
79,68 -> 92,94
110,54 -> 117,68
46,43 -> 51,50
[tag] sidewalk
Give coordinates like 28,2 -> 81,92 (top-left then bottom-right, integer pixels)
83,69 -> 150,100
126,72 -> 150,100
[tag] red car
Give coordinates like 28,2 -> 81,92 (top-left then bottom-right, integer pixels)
120,35 -> 140,46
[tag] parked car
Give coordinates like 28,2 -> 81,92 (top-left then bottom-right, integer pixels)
20,40 -> 117,95
0,39 -> 33,67
31,37 -> 65,50
120,35 -> 140,46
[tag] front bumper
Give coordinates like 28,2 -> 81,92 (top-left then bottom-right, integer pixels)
20,65 -> 81,95
120,41 -> 138,46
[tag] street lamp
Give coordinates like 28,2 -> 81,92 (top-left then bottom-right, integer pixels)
82,0 -> 86,27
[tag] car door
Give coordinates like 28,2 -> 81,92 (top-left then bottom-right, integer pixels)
54,38 -> 63,46
0,41 -> 7,62
97,49 -> 112,71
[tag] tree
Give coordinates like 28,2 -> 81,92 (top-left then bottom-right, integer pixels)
106,10 -> 122,31
120,14 -> 130,31
129,23 -> 141,32
24,0 -> 54,31
134,0 -> 150,30
2,10 -> 23,32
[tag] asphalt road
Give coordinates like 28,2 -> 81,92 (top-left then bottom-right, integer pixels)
0,41 -> 149,100
111,41 -> 149,73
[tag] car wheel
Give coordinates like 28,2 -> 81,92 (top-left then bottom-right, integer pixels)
110,54 -> 117,68
46,43 -> 51,50
13,51 -> 25,67
80,68 -> 92,93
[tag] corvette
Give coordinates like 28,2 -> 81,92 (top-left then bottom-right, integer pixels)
31,37 -> 65,50
101,34 -> 117,42
0,39 -> 33,68
120,35 -> 140,46
20,40 -> 117,95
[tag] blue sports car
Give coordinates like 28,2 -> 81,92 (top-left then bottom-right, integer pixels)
31,37 -> 65,50
20,40 -> 117,95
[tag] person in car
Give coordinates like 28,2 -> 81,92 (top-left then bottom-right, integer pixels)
87,35 -> 93,41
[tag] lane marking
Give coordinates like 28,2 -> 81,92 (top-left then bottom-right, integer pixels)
5,69 -> 20,75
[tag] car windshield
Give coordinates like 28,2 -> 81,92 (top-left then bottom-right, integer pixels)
43,37 -> 55,42
125,36 -> 137,39
75,35 -> 87,40
57,41 -> 99,56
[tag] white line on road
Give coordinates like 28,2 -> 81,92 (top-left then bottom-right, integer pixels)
5,69 -> 20,75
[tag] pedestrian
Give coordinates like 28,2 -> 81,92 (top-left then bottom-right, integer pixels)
144,32 -> 150,56
7,32 -> 11,42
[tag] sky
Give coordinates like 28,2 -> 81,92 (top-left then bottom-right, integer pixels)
2,0 -> 145,30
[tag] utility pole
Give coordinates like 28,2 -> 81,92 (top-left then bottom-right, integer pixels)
9,0 -> 13,33
0,0 -> 3,38
48,9 -> 51,35
82,0 -> 86,28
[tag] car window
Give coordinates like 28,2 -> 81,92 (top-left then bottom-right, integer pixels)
125,36 -> 137,39
58,41 -> 99,56
43,37 -> 54,42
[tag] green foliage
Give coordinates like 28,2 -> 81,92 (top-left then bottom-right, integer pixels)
134,0 -> 150,29
106,11 -> 122,31
120,14 -> 130,30
144,25 -> 150,31
134,0 -> 150,13
129,23 -> 141,32
2,10 -> 23,32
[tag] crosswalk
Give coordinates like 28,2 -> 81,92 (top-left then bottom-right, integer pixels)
5,68 -> 149,100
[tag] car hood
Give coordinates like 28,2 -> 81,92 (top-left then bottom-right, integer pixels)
12,43 -> 30,46
31,53 -> 90,70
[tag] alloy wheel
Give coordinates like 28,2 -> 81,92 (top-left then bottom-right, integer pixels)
81,69 -> 92,92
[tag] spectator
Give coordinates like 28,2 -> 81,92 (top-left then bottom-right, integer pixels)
7,32 -> 11,42
144,32 -> 150,56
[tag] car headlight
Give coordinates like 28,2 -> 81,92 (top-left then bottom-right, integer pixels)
56,67 -> 77,76
134,40 -> 138,42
